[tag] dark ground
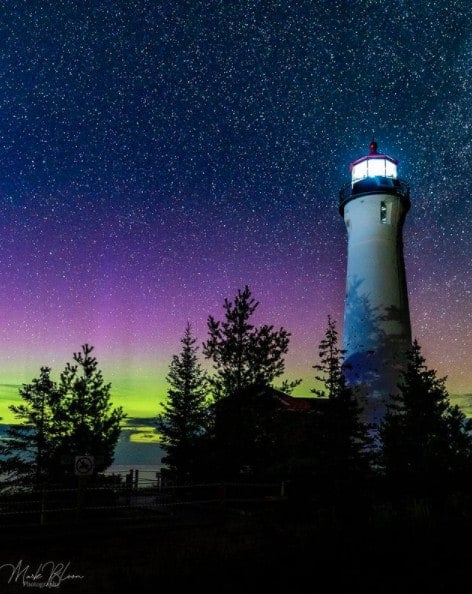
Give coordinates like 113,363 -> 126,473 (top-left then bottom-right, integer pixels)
0,501 -> 471,593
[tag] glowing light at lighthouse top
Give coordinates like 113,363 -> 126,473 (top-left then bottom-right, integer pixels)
350,140 -> 398,184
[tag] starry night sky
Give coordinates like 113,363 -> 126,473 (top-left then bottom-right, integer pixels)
0,0 -> 470,427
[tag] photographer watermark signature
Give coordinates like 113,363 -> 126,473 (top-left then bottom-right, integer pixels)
0,560 -> 84,588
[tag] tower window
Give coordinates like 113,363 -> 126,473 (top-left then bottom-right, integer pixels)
380,201 -> 387,224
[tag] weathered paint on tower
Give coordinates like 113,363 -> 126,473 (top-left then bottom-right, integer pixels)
339,141 -> 412,425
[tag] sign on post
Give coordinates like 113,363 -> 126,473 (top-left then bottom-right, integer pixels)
74,455 -> 94,476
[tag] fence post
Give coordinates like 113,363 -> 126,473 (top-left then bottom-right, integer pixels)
125,470 -> 133,505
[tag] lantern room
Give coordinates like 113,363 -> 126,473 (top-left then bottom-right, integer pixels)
350,140 -> 398,185
339,140 -> 410,216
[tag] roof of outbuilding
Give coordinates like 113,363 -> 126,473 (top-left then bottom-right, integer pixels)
261,386 -> 328,411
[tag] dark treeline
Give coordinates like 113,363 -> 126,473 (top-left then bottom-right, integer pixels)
1,285 -> 472,522
157,286 -> 472,518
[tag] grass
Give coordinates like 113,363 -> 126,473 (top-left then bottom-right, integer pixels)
1,500 -> 472,593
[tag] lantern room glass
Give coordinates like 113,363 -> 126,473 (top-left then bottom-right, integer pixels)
351,158 -> 398,184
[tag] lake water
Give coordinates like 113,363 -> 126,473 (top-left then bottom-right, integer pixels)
104,464 -> 162,488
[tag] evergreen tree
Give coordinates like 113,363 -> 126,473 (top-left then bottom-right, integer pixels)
157,323 -> 209,481
57,344 -> 125,475
0,345 -> 125,488
203,286 -> 290,399
0,367 -> 62,488
310,317 -> 372,502
278,378 -> 302,395
312,315 -> 347,399
379,340 -> 472,501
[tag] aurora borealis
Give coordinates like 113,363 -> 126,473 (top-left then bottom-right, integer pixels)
0,1 -> 470,442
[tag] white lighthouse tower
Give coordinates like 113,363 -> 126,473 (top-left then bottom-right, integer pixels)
339,140 -> 412,425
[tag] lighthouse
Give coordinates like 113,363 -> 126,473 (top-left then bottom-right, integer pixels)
339,141 -> 412,425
